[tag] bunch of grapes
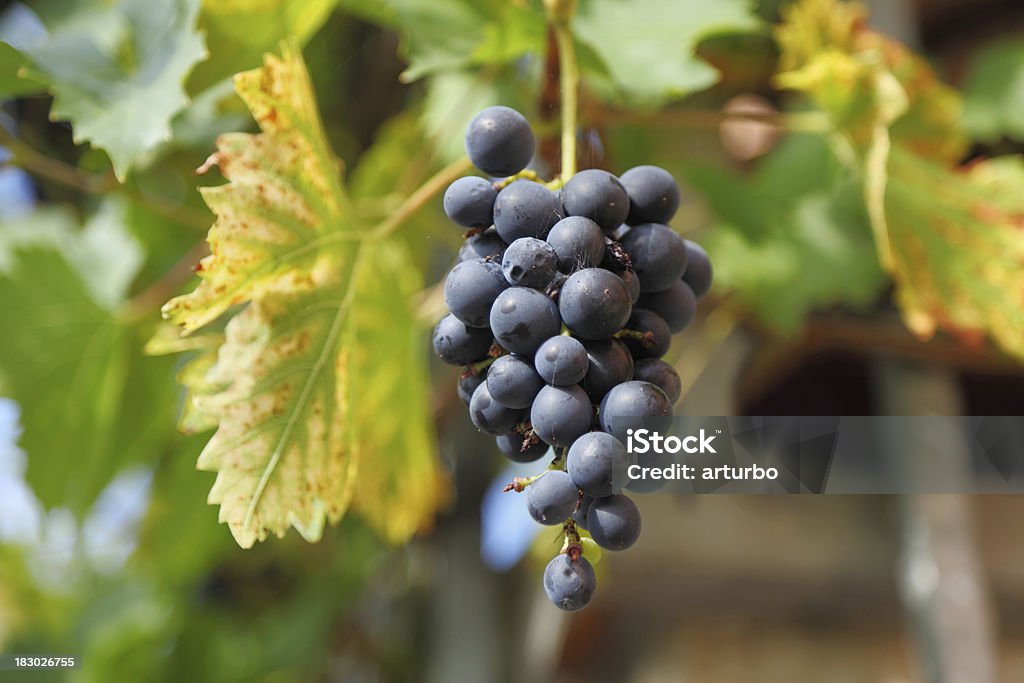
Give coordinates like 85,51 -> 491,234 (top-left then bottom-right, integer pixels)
432,106 -> 713,610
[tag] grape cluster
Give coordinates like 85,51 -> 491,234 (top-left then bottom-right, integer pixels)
433,106 -> 713,611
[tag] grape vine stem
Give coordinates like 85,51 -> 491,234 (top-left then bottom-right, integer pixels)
369,155 -> 474,239
0,127 -> 212,230
548,1 -> 579,180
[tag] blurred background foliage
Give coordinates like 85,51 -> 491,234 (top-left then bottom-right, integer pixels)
0,0 -> 1023,680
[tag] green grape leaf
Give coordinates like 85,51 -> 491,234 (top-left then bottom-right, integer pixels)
690,135 -> 886,329
0,42 -> 46,96
421,70 -> 505,163
573,0 -> 760,106
189,0 -> 338,93
19,0 -> 206,180
380,0 -> 544,82
0,246 -> 130,513
161,43 -> 442,548
0,206 -> 179,514
962,40 -> 1024,143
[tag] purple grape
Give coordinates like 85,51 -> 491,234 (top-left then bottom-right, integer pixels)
465,106 -> 535,177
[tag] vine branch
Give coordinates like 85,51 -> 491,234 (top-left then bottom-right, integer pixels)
369,155 -> 473,239
0,126 -> 211,230
546,0 -> 580,181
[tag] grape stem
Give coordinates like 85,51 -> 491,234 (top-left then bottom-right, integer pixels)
562,520 -> 582,554
546,0 -> 579,182
614,328 -> 649,342
369,155 -> 474,239
550,447 -> 568,471
467,354 -> 500,374
503,472 -> 546,493
493,168 -> 542,189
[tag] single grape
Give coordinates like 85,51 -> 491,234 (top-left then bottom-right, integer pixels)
619,269 -> 641,304
469,381 -> 523,435
598,380 -> 671,443
573,495 -> 594,530
496,431 -> 549,463
486,354 -> 544,409
587,494 -> 642,551
502,237 -> 557,288
631,358 -> 681,404
682,239 -> 713,299
464,106 -> 536,177
620,223 -> 687,293
530,384 -> 593,447
534,335 -> 589,386
444,258 -> 508,327
493,180 -> 563,243
560,169 -> 630,233
580,338 -> 634,403
443,176 -> 497,228
457,369 -> 487,406
489,287 -> 562,356
621,309 -> 671,360
526,470 -> 579,525
559,268 -> 632,340
545,216 -> 606,272
543,553 -> 596,611
458,228 -> 507,262
619,165 -> 680,225
637,280 -> 696,333
432,314 -> 493,365
567,431 -> 632,498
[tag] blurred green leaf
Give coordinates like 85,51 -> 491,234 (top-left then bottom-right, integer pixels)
381,0 -> 544,82
421,70 -> 505,162
574,0 -> 760,106
189,0 -> 338,93
73,582 -> 177,683
0,205 -> 179,514
0,42 -> 46,96
349,110 -> 463,262
692,135 -> 886,329
962,40 -> 1024,143
0,247 -> 131,512
171,77 -> 252,149
134,435 -> 228,586
335,0 -> 395,26
19,0 -> 206,180
348,241 -> 444,543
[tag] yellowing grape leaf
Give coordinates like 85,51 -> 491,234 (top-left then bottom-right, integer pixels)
159,43 -> 442,548
776,0 -> 966,163
774,0 -> 1024,362
885,152 -> 1024,357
